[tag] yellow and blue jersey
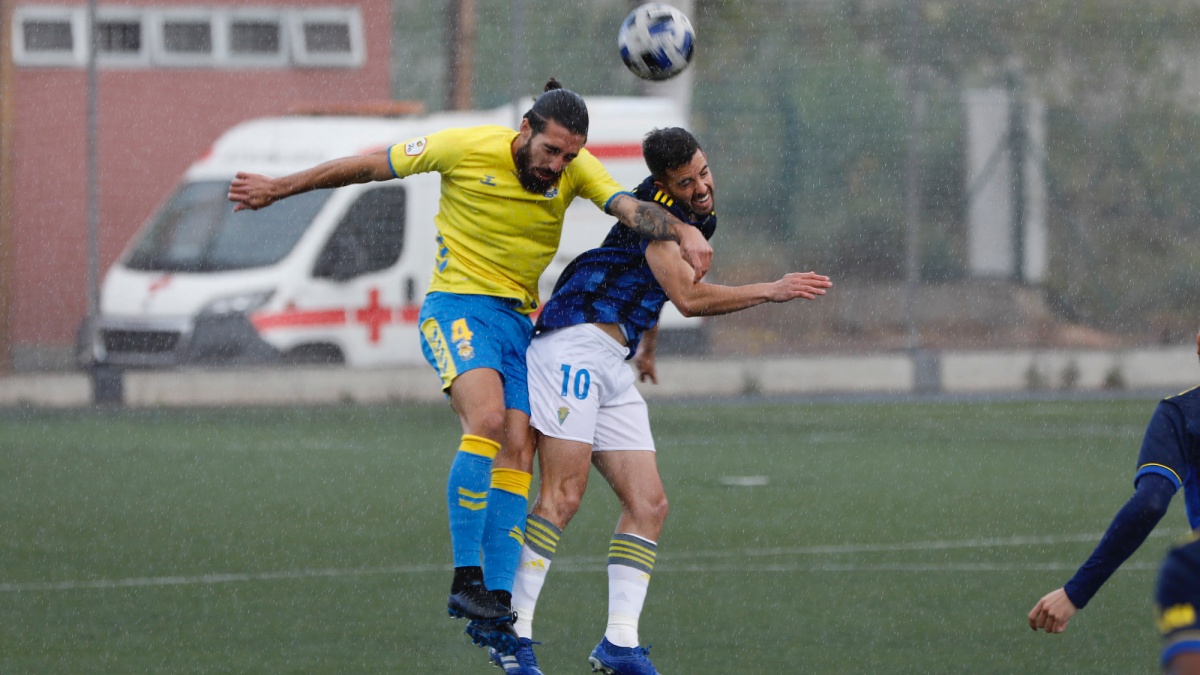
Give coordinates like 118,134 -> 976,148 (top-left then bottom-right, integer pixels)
388,125 -> 626,314
1156,533 -> 1200,668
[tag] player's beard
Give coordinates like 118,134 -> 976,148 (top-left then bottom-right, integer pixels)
685,184 -> 715,220
514,141 -> 561,194
682,194 -> 714,221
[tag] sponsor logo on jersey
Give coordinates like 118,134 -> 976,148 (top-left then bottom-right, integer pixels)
480,175 -> 497,186
404,137 -> 427,156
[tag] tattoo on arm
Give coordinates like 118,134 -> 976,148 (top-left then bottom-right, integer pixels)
613,194 -> 679,242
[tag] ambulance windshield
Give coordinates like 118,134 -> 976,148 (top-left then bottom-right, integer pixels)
125,180 -> 330,272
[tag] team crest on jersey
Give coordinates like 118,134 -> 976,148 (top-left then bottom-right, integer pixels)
543,187 -> 559,199
557,406 -> 570,423
405,137 -> 427,156
457,340 -> 475,361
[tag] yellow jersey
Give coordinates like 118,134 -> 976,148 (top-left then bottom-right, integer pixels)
388,125 -> 626,314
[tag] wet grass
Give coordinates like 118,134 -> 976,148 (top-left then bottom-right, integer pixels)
0,397 -> 1180,673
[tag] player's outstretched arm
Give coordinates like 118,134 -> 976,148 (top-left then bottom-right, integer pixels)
1028,472 -> 1176,634
228,150 -> 395,212
645,240 -> 831,317
608,194 -> 712,280
1028,587 -> 1078,634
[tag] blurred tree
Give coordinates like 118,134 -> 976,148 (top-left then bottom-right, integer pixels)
854,0 -> 1200,331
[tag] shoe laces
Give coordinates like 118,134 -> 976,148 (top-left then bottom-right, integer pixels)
514,639 -> 541,667
626,644 -> 655,670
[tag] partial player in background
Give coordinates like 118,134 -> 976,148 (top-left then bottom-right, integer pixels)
487,127 -> 831,675
228,80 -> 713,656
1028,330 -> 1200,634
1156,533 -> 1200,674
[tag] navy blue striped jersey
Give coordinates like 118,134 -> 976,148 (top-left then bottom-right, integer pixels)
1156,534 -> 1200,668
1136,383 -> 1200,528
535,175 -> 717,357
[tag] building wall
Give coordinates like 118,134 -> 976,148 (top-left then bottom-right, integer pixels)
5,0 -> 391,369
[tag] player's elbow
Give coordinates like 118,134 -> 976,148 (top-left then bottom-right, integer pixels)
668,293 -> 705,317
675,302 -> 701,318
1136,473 -> 1177,515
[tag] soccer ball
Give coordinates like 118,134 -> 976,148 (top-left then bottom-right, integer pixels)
617,3 -> 695,81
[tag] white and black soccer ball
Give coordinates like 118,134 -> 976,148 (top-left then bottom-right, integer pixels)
617,3 -> 695,81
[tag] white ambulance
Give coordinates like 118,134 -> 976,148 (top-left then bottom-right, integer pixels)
82,97 -> 705,368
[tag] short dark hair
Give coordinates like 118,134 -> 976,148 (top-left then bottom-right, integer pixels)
523,78 -> 589,137
643,127 -> 702,181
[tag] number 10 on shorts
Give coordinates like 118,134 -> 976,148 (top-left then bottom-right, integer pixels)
560,364 -> 591,400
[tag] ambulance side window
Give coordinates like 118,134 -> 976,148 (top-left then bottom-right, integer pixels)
313,186 -> 406,280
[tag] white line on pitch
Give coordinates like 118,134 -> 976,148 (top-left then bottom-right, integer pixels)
0,530 -> 1175,592
0,564 -> 446,592
669,530 -> 1176,559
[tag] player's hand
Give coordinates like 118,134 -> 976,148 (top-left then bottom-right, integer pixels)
228,172 -> 279,212
1027,588 -> 1078,633
768,271 -> 832,302
676,227 -> 712,282
634,351 -> 657,384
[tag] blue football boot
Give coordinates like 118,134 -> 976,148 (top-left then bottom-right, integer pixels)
464,618 -> 520,657
588,637 -> 660,675
488,638 -> 544,674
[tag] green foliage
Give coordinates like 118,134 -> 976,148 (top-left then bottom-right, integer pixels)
392,1 -> 640,112
1044,97 -> 1200,328
693,2 -> 923,278
849,0 -> 1200,326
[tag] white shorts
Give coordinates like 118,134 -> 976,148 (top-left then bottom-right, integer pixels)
526,324 -> 655,452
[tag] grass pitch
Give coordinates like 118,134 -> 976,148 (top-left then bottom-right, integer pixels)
0,396 -> 1182,673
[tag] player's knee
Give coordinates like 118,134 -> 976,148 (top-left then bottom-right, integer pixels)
501,433 -> 535,466
540,495 -> 581,527
542,480 -> 586,524
465,408 -> 506,441
634,491 -> 668,527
